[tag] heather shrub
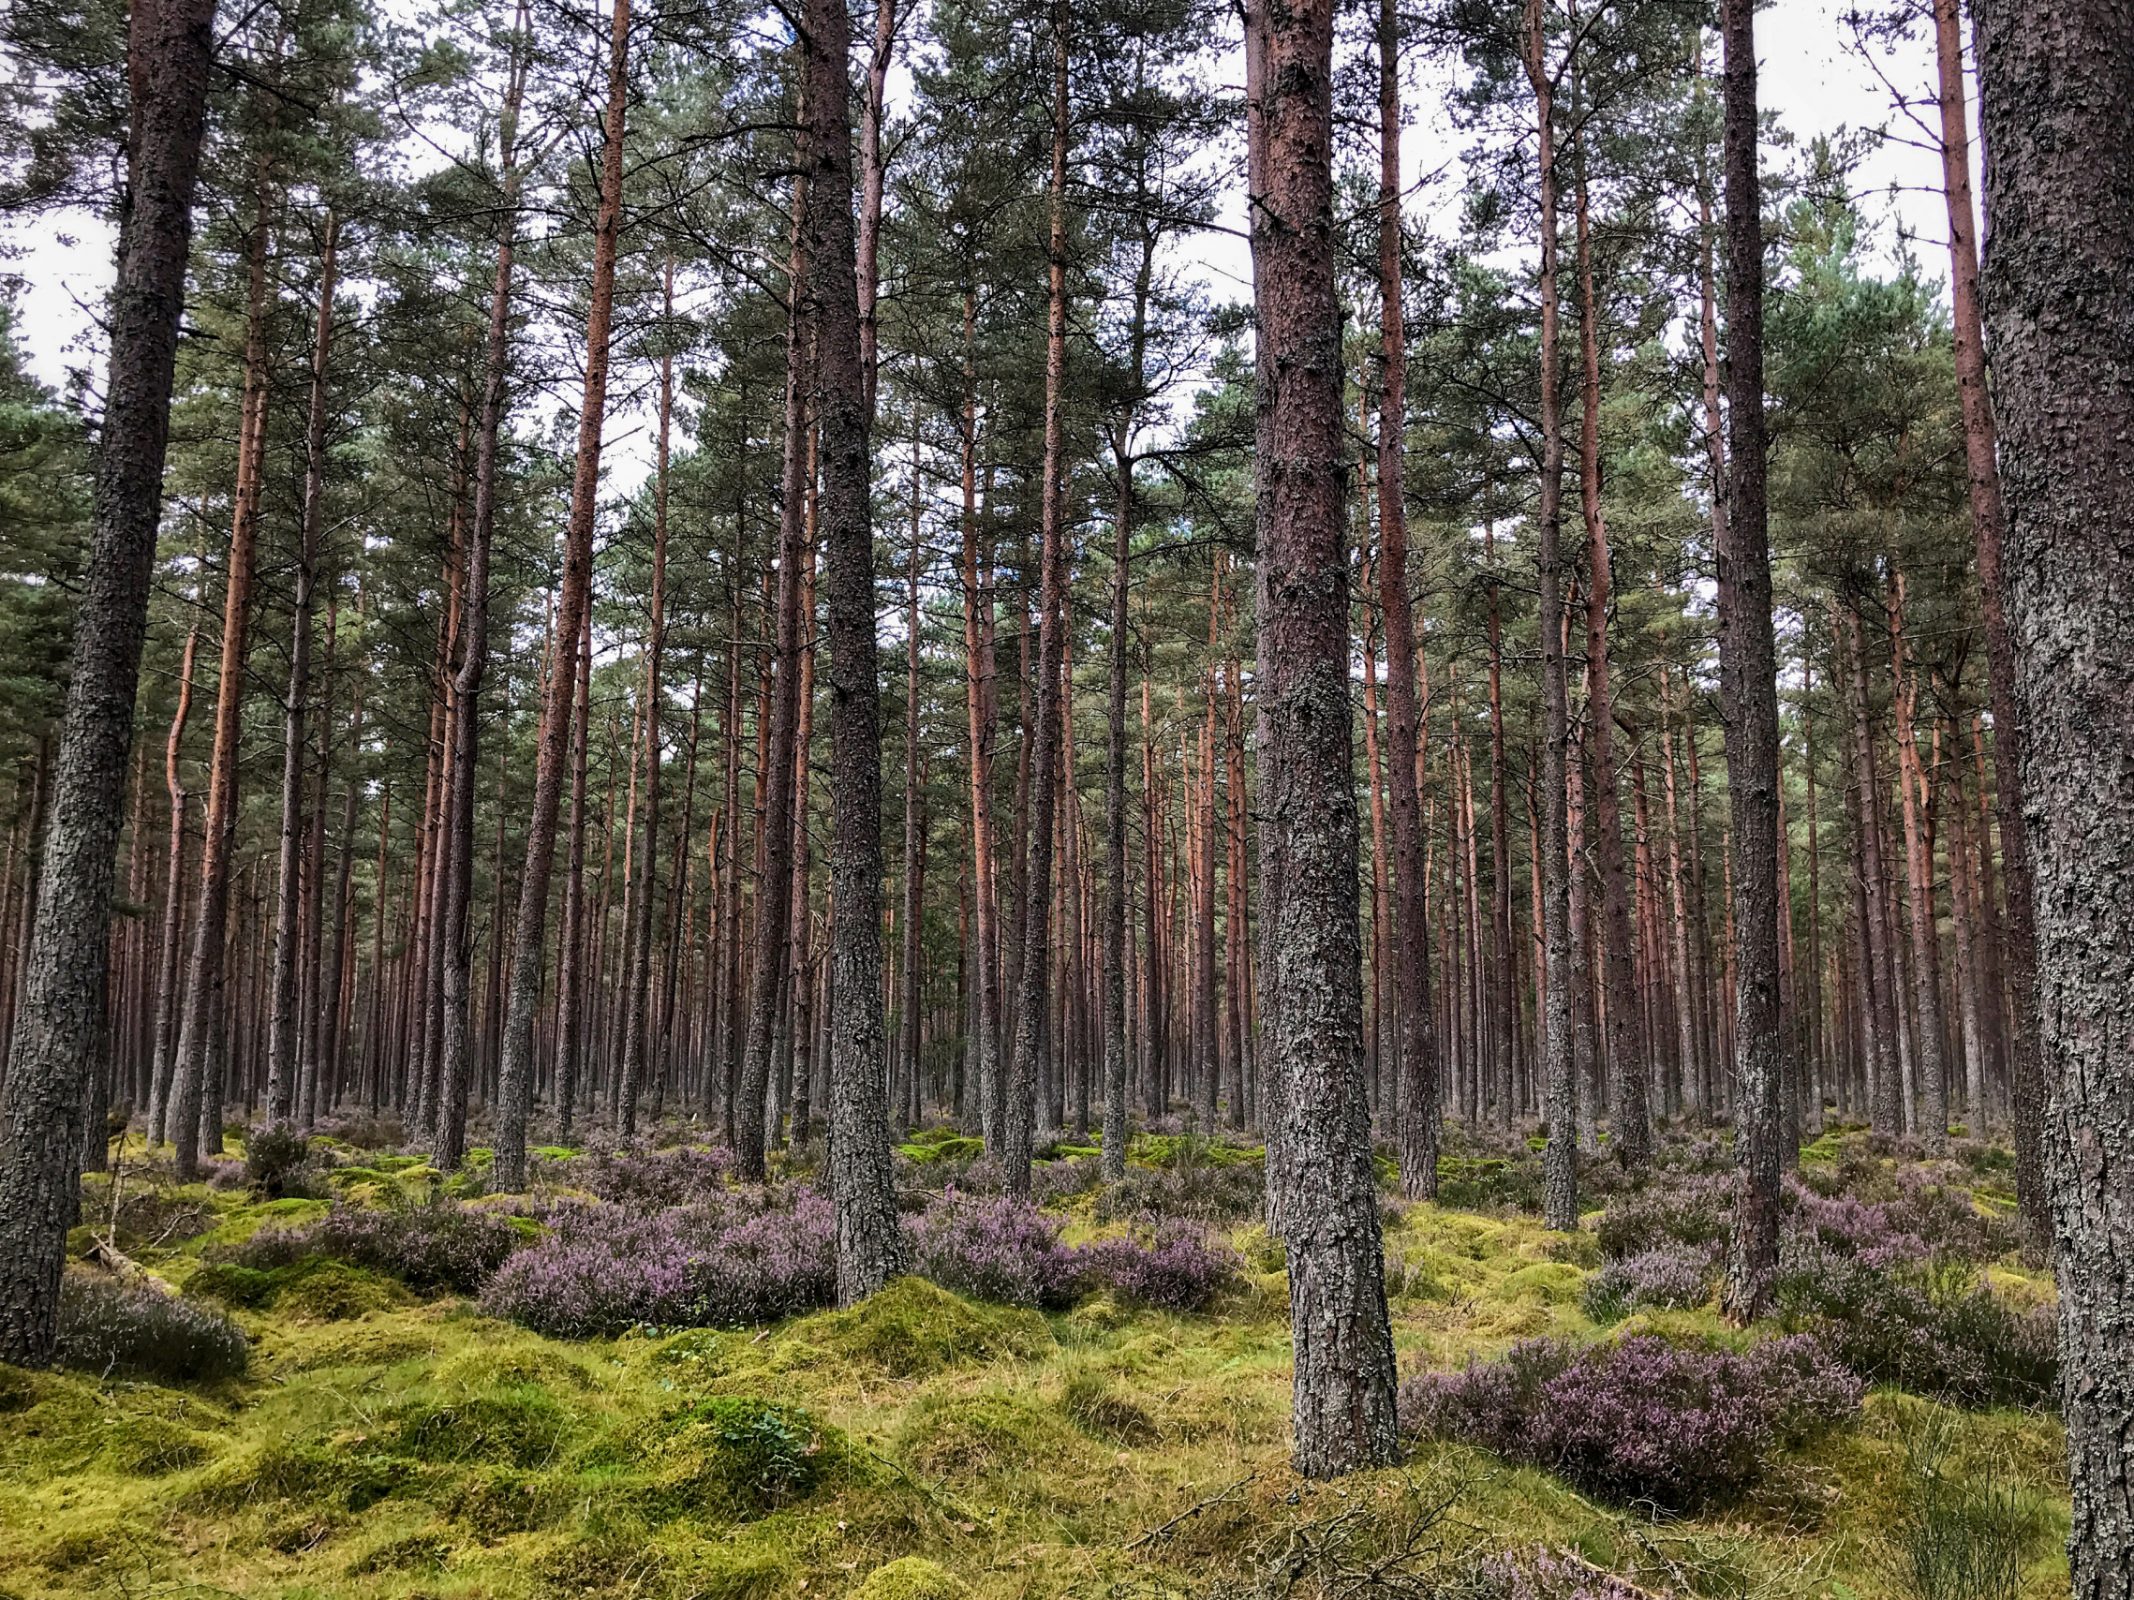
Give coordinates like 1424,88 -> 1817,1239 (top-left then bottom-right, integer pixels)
1775,1246 -> 2057,1407
567,1143 -> 734,1210
1092,1153 -> 1266,1224
233,1199 -> 523,1294
1470,1547 -> 1648,1600
904,1189 -> 1081,1308
1075,1225 -> 1238,1312
1593,1172 -> 1731,1258
1400,1333 -> 1861,1508
483,1188 -> 838,1336
1786,1176 -> 1932,1267
54,1271 -> 249,1383
243,1124 -> 323,1199
1579,1244 -> 1716,1322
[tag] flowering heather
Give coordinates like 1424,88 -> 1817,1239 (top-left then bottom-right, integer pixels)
903,1189 -> 1082,1308
1579,1244 -> 1717,1322
481,1186 -> 838,1337
1474,1548 -> 1648,1600
234,1201 -> 523,1294
1400,1333 -> 1861,1508
1592,1171 -> 1732,1258
1784,1175 -> 1932,1267
1075,1225 -> 1239,1312
565,1143 -> 736,1210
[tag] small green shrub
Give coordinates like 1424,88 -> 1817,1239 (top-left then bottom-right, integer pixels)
1880,1405 -> 2051,1600
657,1397 -> 842,1517
244,1124 -> 321,1199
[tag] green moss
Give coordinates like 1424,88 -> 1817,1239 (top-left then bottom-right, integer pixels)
1059,1365 -> 1157,1443
899,1133 -> 985,1164
99,1413 -> 216,1476
800,1277 -> 1054,1379
382,1381 -> 570,1467
1500,1263 -> 1584,1305
896,1391 -> 1085,1487
0,1363 -> 42,1414
852,1556 -> 975,1600
189,1257 -> 408,1320
652,1397 -> 846,1519
183,1437 -> 421,1513
345,1525 -> 453,1575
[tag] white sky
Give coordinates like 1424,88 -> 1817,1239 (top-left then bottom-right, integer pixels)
2,0 -> 1966,450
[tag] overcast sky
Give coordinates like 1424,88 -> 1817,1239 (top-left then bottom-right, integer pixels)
1,0 -> 1967,432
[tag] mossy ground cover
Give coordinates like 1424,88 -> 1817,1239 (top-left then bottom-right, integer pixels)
1,1133 -> 2068,1600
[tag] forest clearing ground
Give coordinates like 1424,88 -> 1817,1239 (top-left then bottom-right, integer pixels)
0,1128 -> 2069,1600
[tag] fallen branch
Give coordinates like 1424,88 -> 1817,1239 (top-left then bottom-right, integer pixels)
1128,1471 -> 1257,1551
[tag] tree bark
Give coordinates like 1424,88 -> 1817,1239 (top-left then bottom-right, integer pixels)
1375,0 -> 1438,1199
267,215 -> 339,1124
1973,2 -> 2134,1588
1714,0 -> 1784,1322
1003,3 -> 1072,1190
1524,1 -> 1576,1229
0,0 -> 219,1361
808,0 -> 903,1298
1934,0 -> 2049,1251
1246,0 -> 1399,1478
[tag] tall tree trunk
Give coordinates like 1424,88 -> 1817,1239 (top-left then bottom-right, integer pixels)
1973,1 -> 2134,1586
1886,573 -> 1949,1151
958,291 -> 1003,1151
1715,0 -> 1784,1322
492,0 -> 628,1190
267,215 -> 339,1124
149,610 -> 200,1144
555,608 -> 592,1138
619,256 -> 676,1139
1933,0 -> 2049,1251
171,173 -> 275,1180
1524,0 -> 1577,1227
736,156 -> 811,1178
1246,0 -> 1399,1478
1003,4 -> 1072,1191
0,0 -> 219,1360
898,415 -> 925,1133
1570,102 -> 1648,1168
440,36 -> 530,1169
808,0 -> 903,1297
1376,0 -> 1438,1198
1838,596 -> 1902,1134
856,0 -> 896,413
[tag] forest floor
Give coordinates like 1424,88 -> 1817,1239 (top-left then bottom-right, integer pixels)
0,1120 -> 2070,1600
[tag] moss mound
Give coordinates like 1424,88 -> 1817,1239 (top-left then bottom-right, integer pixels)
801,1277 -> 1054,1379
382,1381 -> 571,1467
651,1396 -> 847,1519
853,1556 -> 975,1600
99,1413 -> 218,1476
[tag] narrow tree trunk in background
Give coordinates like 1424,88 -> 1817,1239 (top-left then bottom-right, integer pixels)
556,610 -> 592,1139
149,612 -> 200,1144
958,292 -> 1003,1151
1933,0 -> 2049,1253
808,0 -> 903,1299
1003,5 -> 1071,1192
1886,574 -> 1949,1152
619,256 -> 676,1140
1571,115 -> 1648,1169
1376,0 -> 1437,1198
1715,0 -> 1784,1323
0,0 -> 220,1361
898,417 -> 925,1133
737,163 -> 810,1179
171,176 -> 275,1181
857,0 -> 895,412
1973,3 -> 2134,1586
1839,598 -> 1902,1134
493,0 -> 628,1191
1519,12 -> 1587,1211
267,215 -> 339,1124
1247,0 -> 1399,1478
